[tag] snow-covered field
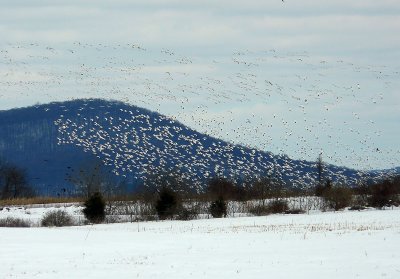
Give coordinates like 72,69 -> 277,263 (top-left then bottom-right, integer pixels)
1,206 -> 400,279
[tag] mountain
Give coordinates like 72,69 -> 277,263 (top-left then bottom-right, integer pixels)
0,99 -> 395,196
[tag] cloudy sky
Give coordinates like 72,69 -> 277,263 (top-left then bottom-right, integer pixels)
1,0 -> 399,170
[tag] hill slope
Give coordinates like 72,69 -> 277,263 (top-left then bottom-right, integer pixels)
0,99 -> 394,195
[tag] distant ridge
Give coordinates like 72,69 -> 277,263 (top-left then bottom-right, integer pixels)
0,99 -> 397,195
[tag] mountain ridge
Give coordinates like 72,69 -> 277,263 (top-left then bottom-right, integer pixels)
0,99 -> 397,196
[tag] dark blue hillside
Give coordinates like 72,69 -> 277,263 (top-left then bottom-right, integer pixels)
0,101 -> 103,195
0,99 -> 392,196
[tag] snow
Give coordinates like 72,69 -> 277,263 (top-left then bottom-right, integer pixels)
0,204 -> 84,226
1,207 -> 400,278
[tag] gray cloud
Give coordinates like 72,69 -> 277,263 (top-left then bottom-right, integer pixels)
0,0 -> 399,169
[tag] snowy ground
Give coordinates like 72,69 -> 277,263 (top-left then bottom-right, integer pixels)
1,207 -> 400,279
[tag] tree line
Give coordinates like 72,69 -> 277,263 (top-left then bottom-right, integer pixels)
1,155 -> 399,223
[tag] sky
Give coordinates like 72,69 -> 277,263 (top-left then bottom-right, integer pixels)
0,0 -> 399,170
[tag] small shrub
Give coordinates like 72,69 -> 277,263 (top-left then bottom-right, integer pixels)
135,215 -> 158,222
83,192 -> 106,224
209,197 -> 227,218
248,200 -> 289,216
391,201 -> 400,207
267,199 -> 289,214
0,217 -> 31,227
41,210 -> 74,227
176,207 -> 199,221
323,186 -> 353,211
104,215 -> 123,224
349,205 -> 366,211
155,187 -> 179,220
248,204 -> 270,216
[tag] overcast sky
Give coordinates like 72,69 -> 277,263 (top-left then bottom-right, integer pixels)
1,0 -> 399,170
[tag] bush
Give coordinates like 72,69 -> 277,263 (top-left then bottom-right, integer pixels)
315,179 -> 332,197
267,199 -> 289,213
369,179 -> 399,208
284,208 -> 305,214
209,197 -> 227,218
248,200 -> 289,216
349,205 -> 366,211
176,206 -> 199,221
248,204 -> 270,216
41,210 -> 74,227
155,187 -> 179,220
353,183 -> 370,206
83,192 -> 106,224
323,186 -> 353,211
0,217 -> 31,227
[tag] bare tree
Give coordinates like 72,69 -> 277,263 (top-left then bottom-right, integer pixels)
0,164 -> 33,199
317,153 -> 324,185
142,166 -> 194,197
66,159 -> 116,198
207,177 -> 237,200
315,153 -> 325,196
251,176 -> 272,206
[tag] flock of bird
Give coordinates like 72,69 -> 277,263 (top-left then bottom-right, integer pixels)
1,42 -> 399,186
53,99 -> 375,192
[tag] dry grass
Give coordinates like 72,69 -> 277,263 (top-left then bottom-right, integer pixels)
0,197 -> 84,207
0,217 -> 32,227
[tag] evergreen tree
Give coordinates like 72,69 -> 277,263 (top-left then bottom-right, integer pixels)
83,192 -> 105,223
155,187 -> 179,220
209,197 -> 227,218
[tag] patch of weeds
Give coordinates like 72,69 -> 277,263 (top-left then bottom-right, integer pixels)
284,208 -> 305,214
0,217 -> 31,227
176,207 -> 199,221
349,205 -> 367,211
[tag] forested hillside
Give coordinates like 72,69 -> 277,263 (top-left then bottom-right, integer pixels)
0,99 -> 394,196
